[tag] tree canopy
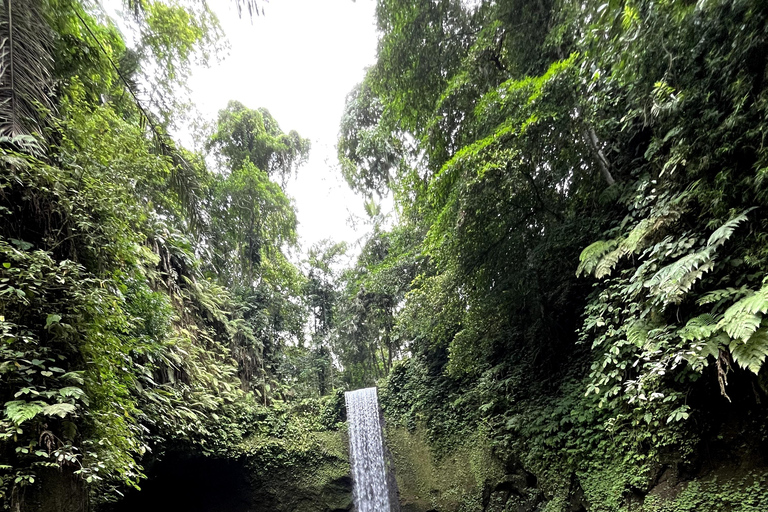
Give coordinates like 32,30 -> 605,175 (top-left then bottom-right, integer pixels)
2,0 -> 768,510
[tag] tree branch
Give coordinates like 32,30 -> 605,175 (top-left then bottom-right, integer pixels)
582,126 -> 615,186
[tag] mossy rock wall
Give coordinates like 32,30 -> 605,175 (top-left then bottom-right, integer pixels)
18,468 -> 88,512
100,431 -> 351,512
384,424 -> 768,512
242,429 -> 353,512
385,425 -> 515,512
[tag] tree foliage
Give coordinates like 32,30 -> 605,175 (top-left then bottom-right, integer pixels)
0,1 -> 311,507
338,0 -> 768,508
0,0 -> 55,140
208,101 -> 310,184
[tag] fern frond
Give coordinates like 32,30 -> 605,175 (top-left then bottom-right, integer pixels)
646,248 -> 715,304
729,327 -> 768,375
717,283 -> 768,342
679,314 -> 718,341
627,321 -> 651,347
697,286 -> 749,306
579,206 -> 685,279
622,218 -> 655,254
707,207 -> 757,248
732,285 -> 768,316
621,210 -> 680,255
595,244 -> 627,279
577,239 -> 618,277
718,309 -> 762,342
685,332 -> 726,370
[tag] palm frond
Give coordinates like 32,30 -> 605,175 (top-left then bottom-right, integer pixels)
0,0 -> 55,139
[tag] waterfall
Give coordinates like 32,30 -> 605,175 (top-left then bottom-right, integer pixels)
345,387 -> 391,512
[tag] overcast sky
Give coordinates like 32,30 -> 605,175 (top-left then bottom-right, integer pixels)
186,0 -> 382,258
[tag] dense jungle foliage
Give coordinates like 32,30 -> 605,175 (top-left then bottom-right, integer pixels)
2,0 -> 768,510
336,0 -> 768,509
0,0 -> 342,508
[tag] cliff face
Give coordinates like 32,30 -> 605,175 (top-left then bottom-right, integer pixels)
21,388 -> 768,512
17,468 -> 88,512
384,424 -> 538,512
241,429 -> 353,512
383,422 -> 768,512
90,430 -> 352,512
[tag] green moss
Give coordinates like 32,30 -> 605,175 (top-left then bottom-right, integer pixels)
385,424 -> 504,512
579,462 -> 650,512
241,428 -> 352,512
641,471 -> 768,512
232,397 -> 353,512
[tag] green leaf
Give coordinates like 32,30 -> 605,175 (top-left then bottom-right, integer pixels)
679,314 -> 718,341
41,403 -> 77,418
45,314 -> 61,328
718,285 -> 768,342
577,239 -> 617,277
9,239 -> 33,251
61,371 -> 85,384
646,248 -> 716,304
729,328 -> 768,375
4,400 -> 44,425
58,387 -> 86,404
707,208 -> 756,248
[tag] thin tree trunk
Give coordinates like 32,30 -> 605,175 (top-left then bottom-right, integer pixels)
582,126 -> 615,186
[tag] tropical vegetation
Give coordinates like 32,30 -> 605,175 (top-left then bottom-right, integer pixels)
1,0 -> 768,510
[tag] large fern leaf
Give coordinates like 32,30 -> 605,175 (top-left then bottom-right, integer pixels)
595,244 -> 627,279
679,314 -> 718,341
732,285 -> 768,315
3,399 -> 44,425
719,309 -> 762,342
622,218 -> 655,254
717,283 -> 768,342
627,320 -> 651,347
622,210 -> 680,254
707,208 -> 756,248
685,332 -> 726,371
697,286 -> 749,306
577,239 -> 618,276
729,327 -> 768,375
646,248 -> 715,304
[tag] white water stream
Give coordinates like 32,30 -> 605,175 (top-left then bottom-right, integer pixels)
345,387 -> 391,512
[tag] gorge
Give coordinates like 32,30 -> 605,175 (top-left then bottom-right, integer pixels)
2,0 -> 768,511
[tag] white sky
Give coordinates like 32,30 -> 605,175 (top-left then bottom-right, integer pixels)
186,0 -> 382,258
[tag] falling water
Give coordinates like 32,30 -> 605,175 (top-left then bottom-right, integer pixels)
345,387 -> 391,512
